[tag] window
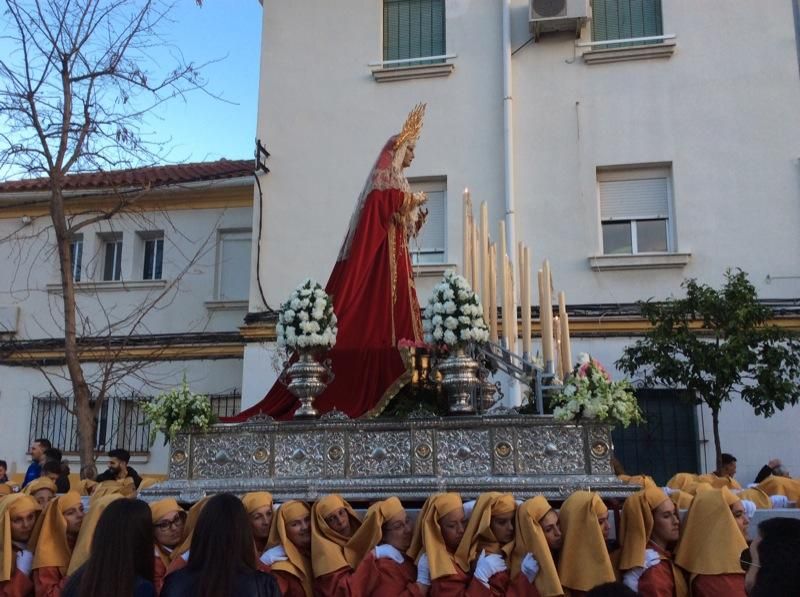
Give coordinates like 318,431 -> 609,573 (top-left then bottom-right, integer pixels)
69,235 -> 83,282
102,236 -> 123,281
142,236 -> 164,280
409,179 -> 446,265
216,230 -> 251,301
383,0 -> 445,67
598,166 -> 672,255
591,0 -> 663,47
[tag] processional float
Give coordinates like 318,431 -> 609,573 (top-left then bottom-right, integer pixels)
141,107 -> 633,503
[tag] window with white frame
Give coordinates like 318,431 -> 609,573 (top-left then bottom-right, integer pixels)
598,166 -> 673,255
591,0 -> 663,47
141,234 -> 164,280
102,235 -> 123,281
69,235 -> 83,282
409,178 -> 446,265
383,0 -> 445,67
216,230 -> 251,301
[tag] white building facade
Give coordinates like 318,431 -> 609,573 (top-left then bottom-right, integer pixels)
0,161 -> 254,476
244,0 -> 800,485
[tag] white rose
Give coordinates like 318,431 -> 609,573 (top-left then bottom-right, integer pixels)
433,328 -> 443,340
444,316 -> 458,330
291,298 -> 301,310
284,310 -> 295,323
460,329 -> 472,341
298,311 -> 309,321
443,301 -> 457,314
443,330 -> 457,345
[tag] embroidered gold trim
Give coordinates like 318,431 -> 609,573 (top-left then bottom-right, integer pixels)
388,223 -> 398,346
363,349 -> 415,418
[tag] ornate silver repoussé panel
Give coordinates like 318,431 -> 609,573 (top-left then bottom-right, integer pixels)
141,411 -> 634,503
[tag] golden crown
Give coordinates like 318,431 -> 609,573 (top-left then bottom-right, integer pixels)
394,103 -> 426,150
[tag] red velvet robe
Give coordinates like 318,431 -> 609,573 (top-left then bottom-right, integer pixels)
32,567 -> 66,597
690,574 -> 746,597
231,187 -> 422,421
0,569 -> 34,597
325,552 -> 425,597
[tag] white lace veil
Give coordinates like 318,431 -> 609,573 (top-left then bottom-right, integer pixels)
336,135 -> 412,261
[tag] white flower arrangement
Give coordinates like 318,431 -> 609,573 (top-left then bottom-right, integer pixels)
550,353 -> 644,428
422,271 -> 490,350
142,378 -> 216,445
277,279 -> 338,353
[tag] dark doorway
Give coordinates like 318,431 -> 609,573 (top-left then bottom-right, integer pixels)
612,388 -> 700,485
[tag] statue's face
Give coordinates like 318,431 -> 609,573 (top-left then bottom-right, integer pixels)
402,144 -> 415,168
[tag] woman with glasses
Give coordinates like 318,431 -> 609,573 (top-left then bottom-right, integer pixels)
149,499 -> 186,594
62,498 -> 156,597
674,487 -> 747,597
342,497 -> 426,596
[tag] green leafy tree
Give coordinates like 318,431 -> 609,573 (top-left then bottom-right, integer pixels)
617,269 -> 800,468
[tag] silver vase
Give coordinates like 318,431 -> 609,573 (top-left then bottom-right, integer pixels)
281,351 -> 334,419
438,347 -> 478,414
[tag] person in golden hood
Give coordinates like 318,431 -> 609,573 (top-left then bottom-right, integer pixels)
618,487 -> 687,597
0,494 -> 40,597
29,491 -> 84,597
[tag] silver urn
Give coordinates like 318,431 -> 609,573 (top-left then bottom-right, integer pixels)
281,351 -> 334,419
438,347 -> 479,414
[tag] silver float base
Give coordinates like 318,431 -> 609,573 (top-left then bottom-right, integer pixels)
140,410 -> 635,503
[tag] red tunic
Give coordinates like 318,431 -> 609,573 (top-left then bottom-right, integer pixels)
153,556 -> 167,595
505,574 -> 542,597
346,552 -> 425,597
0,570 -> 34,597
232,187 -> 422,420
431,566 -> 506,597
691,574 -> 746,597
638,560 -> 677,597
272,569 -> 307,597
165,556 -> 187,577
32,567 -> 66,597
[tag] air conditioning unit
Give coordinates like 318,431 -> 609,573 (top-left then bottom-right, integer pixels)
529,0 -> 589,37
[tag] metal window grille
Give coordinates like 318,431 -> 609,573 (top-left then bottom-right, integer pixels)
207,391 -> 242,418
29,394 -> 151,454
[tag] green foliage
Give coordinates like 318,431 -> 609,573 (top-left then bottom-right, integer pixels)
617,269 -> 800,456
142,377 -> 217,445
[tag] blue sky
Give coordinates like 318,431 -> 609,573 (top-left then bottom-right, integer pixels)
158,1 -> 262,164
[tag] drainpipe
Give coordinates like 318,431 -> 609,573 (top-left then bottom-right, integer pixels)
502,0 -> 521,406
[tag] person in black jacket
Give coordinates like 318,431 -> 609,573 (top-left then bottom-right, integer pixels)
95,448 -> 143,488
161,493 -> 280,597
62,498 -> 156,597
754,458 -> 790,483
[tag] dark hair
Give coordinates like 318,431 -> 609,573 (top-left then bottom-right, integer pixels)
34,438 -> 52,450
187,493 -> 256,597
44,447 -> 63,462
587,582 -> 637,597
0,460 -> 6,469
750,517 -> 800,597
42,461 -> 63,475
64,499 -> 155,597
108,448 -> 131,463
719,453 -> 737,465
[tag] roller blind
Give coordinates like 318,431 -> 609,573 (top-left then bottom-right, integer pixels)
600,176 -> 669,221
383,0 -> 445,63
591,0 -> 663,42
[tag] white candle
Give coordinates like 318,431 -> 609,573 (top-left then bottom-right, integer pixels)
480,202 -> 489,324
522,246 -> 532,356
540,261 -> 554,371
489,242 -> 498,342
463,189 -> 471,280
472,221 -> 480,293
559,291 -> 573,377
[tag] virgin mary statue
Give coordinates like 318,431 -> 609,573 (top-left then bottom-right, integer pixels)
234,104 -> 429,420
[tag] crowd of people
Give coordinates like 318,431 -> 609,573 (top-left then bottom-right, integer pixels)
2,443 -> 799,597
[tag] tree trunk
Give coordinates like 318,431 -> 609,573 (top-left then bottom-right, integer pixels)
50,184 -> 96,469
711,405 -> 722,472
